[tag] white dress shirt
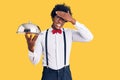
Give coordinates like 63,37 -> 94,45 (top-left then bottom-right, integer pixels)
28,21 -> 93,70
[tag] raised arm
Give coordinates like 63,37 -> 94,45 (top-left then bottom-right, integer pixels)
72,21 -> 94,42
56,11 -> 93,42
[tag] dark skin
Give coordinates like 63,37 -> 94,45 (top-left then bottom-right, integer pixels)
25,11 -> 76,52
56,11 -> 76,25
25,33 -> 38,52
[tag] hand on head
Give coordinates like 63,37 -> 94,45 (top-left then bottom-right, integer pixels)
56,11 -> 76,24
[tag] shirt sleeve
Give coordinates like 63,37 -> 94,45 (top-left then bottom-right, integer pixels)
72,21 -> 94,42
28,34 -> 43,65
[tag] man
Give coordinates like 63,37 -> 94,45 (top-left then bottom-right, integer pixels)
25,4 -> 93,80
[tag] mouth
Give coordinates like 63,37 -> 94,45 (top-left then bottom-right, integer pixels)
52,23 -> 63,29
56,24 -> 62,27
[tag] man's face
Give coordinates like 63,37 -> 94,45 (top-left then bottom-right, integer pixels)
52,15 -> 66,29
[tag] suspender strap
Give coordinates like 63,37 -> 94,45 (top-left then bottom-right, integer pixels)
63,28 -> 66,66
45,29 -> 49,66
45,28 -> 66,67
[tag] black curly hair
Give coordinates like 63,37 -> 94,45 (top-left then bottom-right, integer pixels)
51,3 -> 72,19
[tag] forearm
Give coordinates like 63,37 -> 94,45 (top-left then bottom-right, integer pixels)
28,34 -> 42,65
70,18 -> 76,25
73,21 -> 94,42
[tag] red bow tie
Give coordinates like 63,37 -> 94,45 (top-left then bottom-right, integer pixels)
52,29 -> 62,34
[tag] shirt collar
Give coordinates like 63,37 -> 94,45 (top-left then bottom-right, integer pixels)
49,27 -> 64,32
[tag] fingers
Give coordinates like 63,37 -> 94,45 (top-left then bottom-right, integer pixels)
25,33 -> 32,41
30,34 -> 32,39
25,33 -> 29,40
25,33 -> 39,42
32,34 -> 38,41
56,11 -> 65,18
56,11 -> 72,22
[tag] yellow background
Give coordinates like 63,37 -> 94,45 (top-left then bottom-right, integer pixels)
0,0 -> 120,80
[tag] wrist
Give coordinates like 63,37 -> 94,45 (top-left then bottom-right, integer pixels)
70,18 -> 76,25
28,47 -> 34,52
